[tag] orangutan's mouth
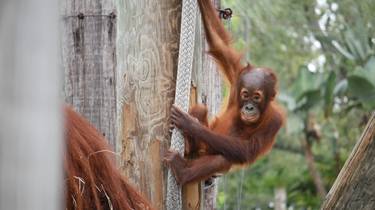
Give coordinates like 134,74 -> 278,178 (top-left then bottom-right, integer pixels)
240,105 -> 260,124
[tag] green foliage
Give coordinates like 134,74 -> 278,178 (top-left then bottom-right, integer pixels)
217,0 -> 375,209
347,74 -> 375,108
324,72 -> 336,117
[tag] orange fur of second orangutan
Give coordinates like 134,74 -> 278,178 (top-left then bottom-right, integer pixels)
64,106 -> 154,210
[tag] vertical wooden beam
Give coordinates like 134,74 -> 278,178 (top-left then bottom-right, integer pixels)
117,0 -> 181,209
61,0 -> 117,148
321,112 -> 375,210
0,0 -> 62,209
201,1 -> 223,208
197,0 -> 223,118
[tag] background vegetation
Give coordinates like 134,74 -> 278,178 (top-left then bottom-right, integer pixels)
217,0 -> 375,209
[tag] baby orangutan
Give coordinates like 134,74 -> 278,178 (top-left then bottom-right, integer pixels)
164,0 -> 284,185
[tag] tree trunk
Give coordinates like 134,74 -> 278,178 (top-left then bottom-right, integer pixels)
303,113 -> 326,200
0,0 -> 62,209
117,0 -> 181,209
61,0 -> 117,149
321,112 -> 375,210
302,138 -> 327,200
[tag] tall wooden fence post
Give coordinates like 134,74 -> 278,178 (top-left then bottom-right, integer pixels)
0,0 -> 62,209
61,0 -> 118,149
117,0 -> 182,209
194,1 -> 223,209
321,112 -> 375,210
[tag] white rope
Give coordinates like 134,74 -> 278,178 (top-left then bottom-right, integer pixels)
166,0 -> 197,209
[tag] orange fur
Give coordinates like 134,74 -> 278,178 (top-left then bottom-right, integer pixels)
64,106 -> 154,210
164,0 -> 285,185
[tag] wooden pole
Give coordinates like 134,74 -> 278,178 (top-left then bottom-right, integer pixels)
201,1 -> 223,209
61,0 -> 117,149
117,0 -> 182,209
0,0 -> 62,209
321,112 -> 375,210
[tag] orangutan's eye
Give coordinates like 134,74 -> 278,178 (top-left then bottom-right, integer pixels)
241,89 -> 250,100
252,91 -> 263,103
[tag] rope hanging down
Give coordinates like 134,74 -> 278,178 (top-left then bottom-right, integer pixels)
166,0 -> 197,209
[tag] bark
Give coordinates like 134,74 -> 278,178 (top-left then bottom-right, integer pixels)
302,138 -> 327,200
0,0 -> 62,209
321,112 -> 375,210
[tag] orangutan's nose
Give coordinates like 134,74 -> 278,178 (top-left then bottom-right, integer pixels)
245,104 -> 255,112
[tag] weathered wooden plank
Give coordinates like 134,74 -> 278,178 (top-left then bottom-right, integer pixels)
61,0 -> 115,16
0,0 -> 62,209
200,1 -> 223,209
195,0 -> 223,118
117,0 -> 182,209
321,112 -> 375,210
61,0 -> 117,148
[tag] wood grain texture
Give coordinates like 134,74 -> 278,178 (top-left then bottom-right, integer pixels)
61,0 -> 115,15
321,112 -> 375,210
116,0 -> 181,209
61,0 -> 117,148
197,1 -> 223,209
193,0 -> 223,118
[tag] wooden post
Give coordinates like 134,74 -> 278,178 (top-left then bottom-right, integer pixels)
61,0 -> 117,148
117,0 -> 182,209
0,0 -> 62,209
321,112 -> 375,210
201,1 -> 223,209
